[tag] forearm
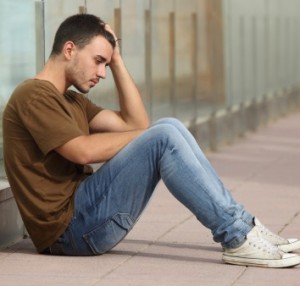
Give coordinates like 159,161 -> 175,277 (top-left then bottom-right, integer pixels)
55,129 -> 144,164
110,55 -> 149,129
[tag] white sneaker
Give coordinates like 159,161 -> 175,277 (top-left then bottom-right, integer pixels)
223,227 -> 300,268
254,218 -> 300,252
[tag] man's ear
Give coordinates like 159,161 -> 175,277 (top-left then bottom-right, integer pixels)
63,41 -> 76,60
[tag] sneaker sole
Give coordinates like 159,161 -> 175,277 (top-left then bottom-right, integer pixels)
222,253 -> 300,268
278,239 -> 300,252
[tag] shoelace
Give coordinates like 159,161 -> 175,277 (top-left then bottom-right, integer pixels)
248,235 -> 280,256
256,224 -> 287,244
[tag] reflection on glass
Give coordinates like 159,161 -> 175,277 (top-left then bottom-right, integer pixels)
0,0 -> 36,178
1,0 -> 300,181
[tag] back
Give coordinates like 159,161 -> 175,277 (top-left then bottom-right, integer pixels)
3,79 -> 102,252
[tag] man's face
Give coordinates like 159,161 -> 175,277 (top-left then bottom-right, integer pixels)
66,35 -> 114,93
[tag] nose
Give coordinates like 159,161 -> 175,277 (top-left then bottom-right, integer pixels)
96,64 -> 106,79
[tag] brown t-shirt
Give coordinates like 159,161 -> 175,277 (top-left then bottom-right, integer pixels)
3,79 -> 103,252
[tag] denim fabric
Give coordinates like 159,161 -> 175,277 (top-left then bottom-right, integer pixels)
53,118 -> 253,256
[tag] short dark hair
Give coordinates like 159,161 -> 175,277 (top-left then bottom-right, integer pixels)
50,14 -> 116,57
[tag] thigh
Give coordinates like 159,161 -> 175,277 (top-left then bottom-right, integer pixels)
153,118 -> 222,180
61,126 -> 168,255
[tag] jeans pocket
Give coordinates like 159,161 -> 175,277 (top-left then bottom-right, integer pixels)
83,213 -> 134,255
49,242 -> 65,255
47,236 -> 66,255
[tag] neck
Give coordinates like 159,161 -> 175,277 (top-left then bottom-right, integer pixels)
35,57 -> 69,94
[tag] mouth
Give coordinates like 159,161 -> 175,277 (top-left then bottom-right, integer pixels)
90,79 -> 99,87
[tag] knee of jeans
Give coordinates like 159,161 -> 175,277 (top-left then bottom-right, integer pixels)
148,124 -> 180,147
153,117 -> 181,127
83,213 -> 134,255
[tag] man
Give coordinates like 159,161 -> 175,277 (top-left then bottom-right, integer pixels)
3,14 -> 300,268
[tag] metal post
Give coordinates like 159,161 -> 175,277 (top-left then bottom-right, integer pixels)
191,12 -> 198,121
114,7 -> 122,54
169,11 -> 176,116
35,0 -> 45,73
145,7 -> 153,120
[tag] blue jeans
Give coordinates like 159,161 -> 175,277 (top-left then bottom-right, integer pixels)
53,118 -> 253,255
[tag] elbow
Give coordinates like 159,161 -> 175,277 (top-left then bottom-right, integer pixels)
75,151 -> 92,165
137,117 -> 151,130
74,144 -> 112,165
143,117 -> 151,129
75,147 -> 107,165
126,120 -> 150,131
143,121 -> 151,130
138,122 -> 150,130
59,148 -> 92,165
55,136 -> 98,165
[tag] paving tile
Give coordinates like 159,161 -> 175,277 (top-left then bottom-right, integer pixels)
1,113 -> 300,286
95,245 -> 243,286
234,267 -> 300,286
0,274 -> 97,286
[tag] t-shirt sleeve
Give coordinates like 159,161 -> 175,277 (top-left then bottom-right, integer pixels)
75,92 -> 103,123
23,96 -> 86,155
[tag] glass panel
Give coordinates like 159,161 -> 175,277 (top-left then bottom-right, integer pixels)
150,0 -> 175,121
120,0 -> 150,115
195,0 -> 223,117
0,0 -> 37,178
174,0 -> 197,123
44,0 -> 119,109
44,0 -> 86,58
85,0 -> 119,110
3,0 -> 300,182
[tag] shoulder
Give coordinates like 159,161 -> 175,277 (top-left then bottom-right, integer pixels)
14,79 -> 58,95
9,79 -> 61,106
5,79 -> 66,119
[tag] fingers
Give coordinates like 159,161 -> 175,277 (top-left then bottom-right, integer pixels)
104,24 -> 121,50
104,24 -> 117,40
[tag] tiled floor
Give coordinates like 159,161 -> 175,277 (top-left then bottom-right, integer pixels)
1,112 -> 300,285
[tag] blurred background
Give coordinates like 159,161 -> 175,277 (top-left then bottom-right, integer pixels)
1,0 -> 300,248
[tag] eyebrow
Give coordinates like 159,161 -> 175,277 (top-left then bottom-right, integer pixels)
95,55 -> 109,63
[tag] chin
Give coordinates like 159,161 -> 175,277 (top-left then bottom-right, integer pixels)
73,85 -> 89,94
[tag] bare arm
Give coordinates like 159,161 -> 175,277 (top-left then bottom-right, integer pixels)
89,24 -> 149,133
55,129 -> 144,165
55,25 -> 149,163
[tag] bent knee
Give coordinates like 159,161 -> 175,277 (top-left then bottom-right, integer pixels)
147,123 -> 180,143
153,117 -> 184,128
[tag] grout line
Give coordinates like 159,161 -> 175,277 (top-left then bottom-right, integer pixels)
230,267 -> 248,286
89,214 -> 193,285
278,210 -> 300,235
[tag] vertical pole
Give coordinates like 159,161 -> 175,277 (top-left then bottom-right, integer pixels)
191,12 -> 198,121
264,0 -> 270,93
169,11 -> 176,116
145,7 -> 153,120
114,7 -> 122,54
35,0 -> 45,73
78,5 -> 87,14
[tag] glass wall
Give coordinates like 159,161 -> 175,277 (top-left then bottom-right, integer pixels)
224,0 -> 300,107
0,0 -> 37,178
1,0 -> 300,179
